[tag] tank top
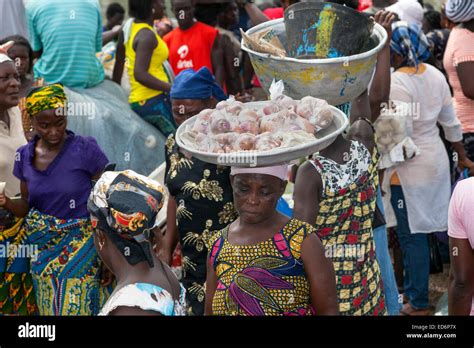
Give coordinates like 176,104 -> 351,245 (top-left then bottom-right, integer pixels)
126,21 -> 170,103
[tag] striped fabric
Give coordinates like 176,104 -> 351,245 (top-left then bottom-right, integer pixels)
26,0 -> 104,88
445,0 -> 474,23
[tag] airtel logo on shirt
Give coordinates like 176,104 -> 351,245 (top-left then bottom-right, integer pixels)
177,44 -> 193,69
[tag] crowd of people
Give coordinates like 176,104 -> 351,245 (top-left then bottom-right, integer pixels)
0,0 -> 473,317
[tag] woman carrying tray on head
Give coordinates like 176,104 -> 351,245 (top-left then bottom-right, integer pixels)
160,67 -> 238,315
292,10 -> 397,316
204,165 -> 339,316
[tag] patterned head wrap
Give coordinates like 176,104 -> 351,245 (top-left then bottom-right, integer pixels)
390,22 -> 431,68
88,170 -> 166,267
26,83 -> 67,117
445,0 -> 474,23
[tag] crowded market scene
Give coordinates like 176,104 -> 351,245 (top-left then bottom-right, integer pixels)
0,0 -> 473,324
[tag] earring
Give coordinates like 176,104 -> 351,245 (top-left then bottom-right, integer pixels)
152,8 -> 156,14
99,240 -> 104,251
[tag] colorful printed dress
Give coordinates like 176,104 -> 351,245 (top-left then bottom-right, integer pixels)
99,282 -> 187,316
207,219 -> 317,316
165,134 -> 238,315
311,140 -> 386,316
13,131 -> 113,315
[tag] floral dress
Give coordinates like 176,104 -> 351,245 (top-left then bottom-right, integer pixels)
311,141 -> 386,316
165,134 -> 238,315
207,219 -> 317,316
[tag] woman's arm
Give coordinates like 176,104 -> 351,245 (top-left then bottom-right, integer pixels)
102,25 -> 121,46
112,31 -> 125,84
448,237 -> 474,315
134,29 -> 171,92
1,181 -> 30,218
211,34 -> 225,88
369,10 -> 395,123
242,2 -> 269,26
456,62 -> 474,100
222,35 -> 243,95
301,233 -> 339,315
160,196 -> 179,265
204,253 -> 218,315
293,161 -> 322,225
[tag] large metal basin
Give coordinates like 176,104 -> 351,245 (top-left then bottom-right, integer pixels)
241,19 -> 387,105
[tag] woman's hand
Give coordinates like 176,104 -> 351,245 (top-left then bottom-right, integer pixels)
458,157 -> 474,177
0,41 -> 14,55
374,10 -> 396,44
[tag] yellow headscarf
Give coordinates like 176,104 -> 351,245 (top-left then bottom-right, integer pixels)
26,83 -> 67,117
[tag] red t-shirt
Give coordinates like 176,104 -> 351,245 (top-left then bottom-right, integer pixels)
263,7 -> 284,20
163,21 -> 218,76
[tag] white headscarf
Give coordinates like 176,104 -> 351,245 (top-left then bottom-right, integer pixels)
387,0 -> 424,28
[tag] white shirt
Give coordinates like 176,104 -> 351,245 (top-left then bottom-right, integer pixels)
382,63 -> 463,233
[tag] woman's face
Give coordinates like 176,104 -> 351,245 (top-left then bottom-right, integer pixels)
0,61 -> 20,108
231,174 -> 286,224
7,44 -> 30,78
171,98 -> 210,125
32,109 -> 67,146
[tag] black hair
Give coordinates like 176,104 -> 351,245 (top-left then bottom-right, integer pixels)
424,10 -> 442,30
129,0 -> 154,20
195,3 -> 222,26
0,35 -> 34,74
106,2 -> 125,19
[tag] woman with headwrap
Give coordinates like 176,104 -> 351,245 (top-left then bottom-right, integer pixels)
0,35 -> 43,141
88,170 -> 186,316
161,67 -> 237,315
380,22 -> 474,315
0,51 -> 35,315
204,165 -> 338,316
4,84 -> 113,315
443,0 -> 474,161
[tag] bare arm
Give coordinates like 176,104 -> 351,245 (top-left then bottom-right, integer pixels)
301,233 -> 339,315
102,26 -> 121,46
161,196 -> 179,265
2,181 -> 30,218
456,62 -> 474,100
293,161 -> 322,225
134,29 -> 171,92
369,11 -> 395,122
222,35 -> 243,95
211,34 -> 225,88
204,253 -> 218,315
448,237 -> 474,315
243,3 -> 269,26
112,31 -> 125,84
